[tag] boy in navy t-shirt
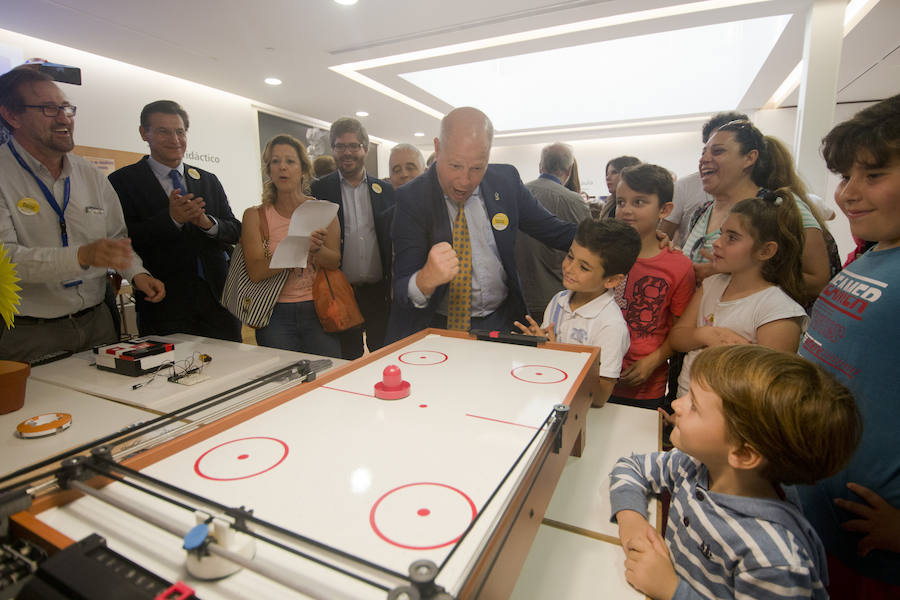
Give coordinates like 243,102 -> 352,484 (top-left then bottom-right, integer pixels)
795,94 -> 900,597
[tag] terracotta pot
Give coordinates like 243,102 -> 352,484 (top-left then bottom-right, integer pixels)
0,360 -> 29,414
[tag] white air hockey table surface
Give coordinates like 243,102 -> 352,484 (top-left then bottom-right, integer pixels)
15,329 -> 601,599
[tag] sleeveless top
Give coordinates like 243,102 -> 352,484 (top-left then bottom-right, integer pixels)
264,203 -> 316,303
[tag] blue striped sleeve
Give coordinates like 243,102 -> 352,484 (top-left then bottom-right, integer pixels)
609,450 -> 694,521
735,566 -> 825,599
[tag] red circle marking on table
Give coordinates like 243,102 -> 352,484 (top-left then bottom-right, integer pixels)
194,437 -> 289,481
510,365 -> 568,384
370,482 -> 476,550
417,508 -> 431,517
419,404 -> 428,408
237,454 -> 249,460
398,351 -> 448,366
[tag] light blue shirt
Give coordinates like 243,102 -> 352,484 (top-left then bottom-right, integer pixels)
146,156 -> 218,235
409,186 -> 508,316
338,171 -> 382,285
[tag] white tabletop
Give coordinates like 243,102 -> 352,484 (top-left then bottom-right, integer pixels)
511,401 -> 661,599
0,379 -> 155,477
29,334 -> 347,415
510,524 -> 644,599
545,402 -> 660,537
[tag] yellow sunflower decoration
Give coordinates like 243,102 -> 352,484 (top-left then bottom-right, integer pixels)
0,243 -> 21,329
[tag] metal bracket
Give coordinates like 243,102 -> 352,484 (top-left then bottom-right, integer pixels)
0,487 -> 33,538
387,559 -> 453,600
551,404 -> 569,454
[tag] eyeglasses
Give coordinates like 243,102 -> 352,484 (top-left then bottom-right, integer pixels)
149,127 -> 187,139
23,104 -> 77,117
333,142 -> 364,152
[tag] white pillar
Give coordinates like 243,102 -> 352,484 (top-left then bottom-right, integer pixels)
793,0 -> 847,197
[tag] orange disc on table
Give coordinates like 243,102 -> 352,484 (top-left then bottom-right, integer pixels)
16,412 -> 72,439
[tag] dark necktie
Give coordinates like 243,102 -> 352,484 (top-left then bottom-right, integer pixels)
170,169 -> 205,280
169,169 -> 185,195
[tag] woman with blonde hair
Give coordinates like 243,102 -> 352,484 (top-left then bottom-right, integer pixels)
240,135 -> 341,356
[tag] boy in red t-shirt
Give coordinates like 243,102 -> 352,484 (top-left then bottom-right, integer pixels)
612,164 -> 695,410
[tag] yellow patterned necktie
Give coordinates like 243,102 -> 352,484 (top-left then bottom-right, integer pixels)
447,204 -> 472,331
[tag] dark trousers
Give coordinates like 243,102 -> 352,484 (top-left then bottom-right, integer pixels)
338,279 -> 390,360
137,278 -> 242,343
0,303 -> 116,363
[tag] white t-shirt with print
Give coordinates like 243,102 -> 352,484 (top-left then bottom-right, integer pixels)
542,289 -> 630,379
677,274 -> 809,395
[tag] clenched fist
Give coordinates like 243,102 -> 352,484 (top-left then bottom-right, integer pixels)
416,242 -> 460,296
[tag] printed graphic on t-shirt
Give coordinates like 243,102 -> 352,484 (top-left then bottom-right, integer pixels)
815,269 -> 885,320
623,275 -> 670,337
802,268 -> 884,381
569,327 -> 588,344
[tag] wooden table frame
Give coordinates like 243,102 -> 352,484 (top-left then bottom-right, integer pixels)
13,328 -> 601,599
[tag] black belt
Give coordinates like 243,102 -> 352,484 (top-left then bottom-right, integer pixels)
17,303 -> 102,323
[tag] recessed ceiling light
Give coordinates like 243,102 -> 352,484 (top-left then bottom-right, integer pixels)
414,132 -> 425,137
264,77 -> 282,86
355,111 -> 369,117
334,0 -> 357,5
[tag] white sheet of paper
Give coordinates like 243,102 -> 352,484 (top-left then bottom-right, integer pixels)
288,200 -> 338,236
268,200 -> 338,268
269,237 -> 311,268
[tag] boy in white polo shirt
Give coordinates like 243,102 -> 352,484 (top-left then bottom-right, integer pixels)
516,218 -> 641,406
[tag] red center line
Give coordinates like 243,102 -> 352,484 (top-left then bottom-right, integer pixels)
465,413 -> 540,430
320,385 -> 376,398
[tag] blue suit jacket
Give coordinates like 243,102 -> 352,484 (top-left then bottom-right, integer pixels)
387,163 -> 576,342
310,171 -> 394,280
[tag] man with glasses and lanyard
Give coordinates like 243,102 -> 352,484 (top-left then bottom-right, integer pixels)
311,117 -> 394,359
109,100 -> 242,342
0,66 -> 165,363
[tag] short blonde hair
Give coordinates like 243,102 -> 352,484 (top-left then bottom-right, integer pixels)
261,134 -> 312,204
691,345 -> 861,485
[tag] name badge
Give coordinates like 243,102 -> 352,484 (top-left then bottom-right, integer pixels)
371,183 -> 382,194
17,197 -> 40,215
491,212 -> 509,231
187,168 -> 201,180
85,206 -> 105,215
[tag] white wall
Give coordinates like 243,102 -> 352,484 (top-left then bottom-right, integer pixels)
0,28 -> 399,218
488,102 -> 877,260
0,28 -> 266,218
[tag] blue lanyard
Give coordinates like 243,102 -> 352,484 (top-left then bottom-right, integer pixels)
7,140 -> 71,246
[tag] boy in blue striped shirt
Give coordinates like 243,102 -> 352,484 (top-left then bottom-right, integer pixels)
610,345 -> 861,599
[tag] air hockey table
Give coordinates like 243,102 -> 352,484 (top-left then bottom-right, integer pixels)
12,329 -> 602,599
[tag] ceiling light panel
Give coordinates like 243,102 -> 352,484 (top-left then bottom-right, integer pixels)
399,14 -> 790,131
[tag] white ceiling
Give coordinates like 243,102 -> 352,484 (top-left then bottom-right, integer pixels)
0,0 -> 897,146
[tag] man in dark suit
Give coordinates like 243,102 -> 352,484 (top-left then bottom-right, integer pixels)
388,107 -> 576,342
311,117 -> 394,359
109,100 -> 242,341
